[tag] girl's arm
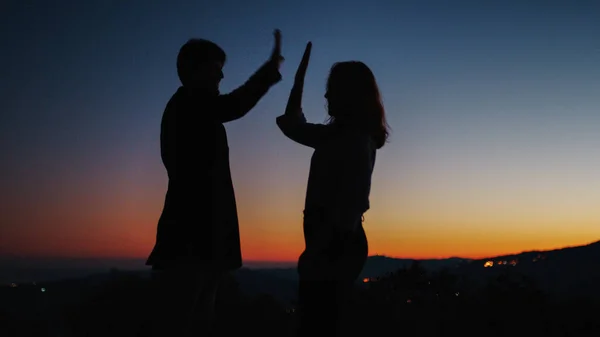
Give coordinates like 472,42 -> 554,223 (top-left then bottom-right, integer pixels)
276,42 -> 330,148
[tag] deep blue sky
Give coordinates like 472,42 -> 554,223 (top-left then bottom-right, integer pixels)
1,0 -> 599,260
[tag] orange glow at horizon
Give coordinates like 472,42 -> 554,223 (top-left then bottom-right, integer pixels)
3,200 -> 598,262
1,118 -> 599,262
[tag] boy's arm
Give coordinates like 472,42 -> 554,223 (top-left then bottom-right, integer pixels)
216,29 -> 283,123
216,60 -> 281,123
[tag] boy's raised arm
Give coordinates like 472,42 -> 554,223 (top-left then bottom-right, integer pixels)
216,30 -> 284,123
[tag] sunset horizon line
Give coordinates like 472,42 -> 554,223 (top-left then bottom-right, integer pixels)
3,238 -> 597,264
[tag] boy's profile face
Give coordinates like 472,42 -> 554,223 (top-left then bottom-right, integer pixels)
194,60 -> 224,92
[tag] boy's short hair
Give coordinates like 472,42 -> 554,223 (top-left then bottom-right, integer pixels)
177,39 -> 226,85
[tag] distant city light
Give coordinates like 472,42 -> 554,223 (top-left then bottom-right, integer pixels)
41,288 -> 46,292
483,259 -> 518,268
363,278 -> 370,283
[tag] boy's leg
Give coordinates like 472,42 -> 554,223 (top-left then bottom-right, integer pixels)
187,269 -> 223,337
139,267 -> 221,337
138,267 -> 196,336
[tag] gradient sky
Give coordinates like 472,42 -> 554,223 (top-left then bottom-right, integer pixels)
1,0 -> 599,263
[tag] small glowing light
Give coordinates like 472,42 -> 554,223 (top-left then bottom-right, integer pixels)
10,283 -> 17,288
484,261 -> 494,268
406,299 -> 412,303
41,288 -> 46,292
455,292 -> 460,296
362,278 -> 370,283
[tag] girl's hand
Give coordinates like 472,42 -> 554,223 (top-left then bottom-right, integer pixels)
294,41 -> 312,83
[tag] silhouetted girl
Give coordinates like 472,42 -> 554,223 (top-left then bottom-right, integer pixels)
276,42 -> 390,337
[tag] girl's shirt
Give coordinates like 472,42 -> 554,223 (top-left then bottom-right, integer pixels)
276,112 -> 377,232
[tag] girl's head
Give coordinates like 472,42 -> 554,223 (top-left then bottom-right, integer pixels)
325,61 -> 390,148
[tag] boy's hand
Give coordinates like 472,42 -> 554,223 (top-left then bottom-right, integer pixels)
270,29 -> 284,69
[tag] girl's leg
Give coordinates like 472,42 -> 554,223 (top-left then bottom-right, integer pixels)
297,275 -> 338,337
332,226 -> 369,335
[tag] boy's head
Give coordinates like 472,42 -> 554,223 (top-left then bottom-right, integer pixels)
177,39 -> 226,92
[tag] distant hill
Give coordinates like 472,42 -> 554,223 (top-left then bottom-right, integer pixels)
245,240 -> 600,302
248,256 -> 470,284
0,255 -> 466,285
231,256 -> 471,304
359,256 -> 468,279
233,268 -> 297,304
2,240 -> 598,302
1,241 -> 599,337
456,240 -> 600,299
0,257 -> 146,284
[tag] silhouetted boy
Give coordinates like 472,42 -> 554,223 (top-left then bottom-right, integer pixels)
141,31 -> 283,337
